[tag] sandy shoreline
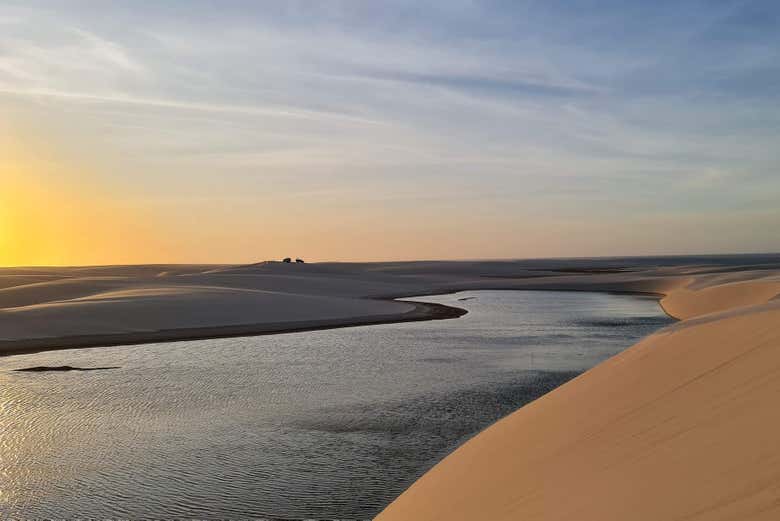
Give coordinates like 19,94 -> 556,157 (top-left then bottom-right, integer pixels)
0,299 -> 465,357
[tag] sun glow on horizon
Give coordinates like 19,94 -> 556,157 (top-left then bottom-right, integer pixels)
0,135 -> 167,267
1,2 -> 779,266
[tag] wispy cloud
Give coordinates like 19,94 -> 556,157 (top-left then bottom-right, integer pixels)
0,87 -> 386,126
1,0 -> 779,258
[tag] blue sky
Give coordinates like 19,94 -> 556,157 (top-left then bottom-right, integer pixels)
1,1 -> 778,263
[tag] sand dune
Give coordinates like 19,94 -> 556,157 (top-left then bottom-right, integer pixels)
377,263 -> 780,521
0,256 -> 777,355
1,285 -> 416,341
661,276 -> 780,319
0,260 -> 489,355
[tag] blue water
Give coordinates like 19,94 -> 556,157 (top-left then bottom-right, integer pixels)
0,290 -> 672,519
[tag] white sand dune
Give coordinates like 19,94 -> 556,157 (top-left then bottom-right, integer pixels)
0,260 -> 485,353
1,285 -> 417,341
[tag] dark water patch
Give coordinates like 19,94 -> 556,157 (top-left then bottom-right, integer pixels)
298,370 -> 578,438
293,370 -> 579,516
574,317 -> 672,328
14,365 -> 120,372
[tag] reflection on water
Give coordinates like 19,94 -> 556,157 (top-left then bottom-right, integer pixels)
0,291 -> 672,519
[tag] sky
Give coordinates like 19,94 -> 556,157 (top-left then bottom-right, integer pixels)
1,0 -> 779,265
